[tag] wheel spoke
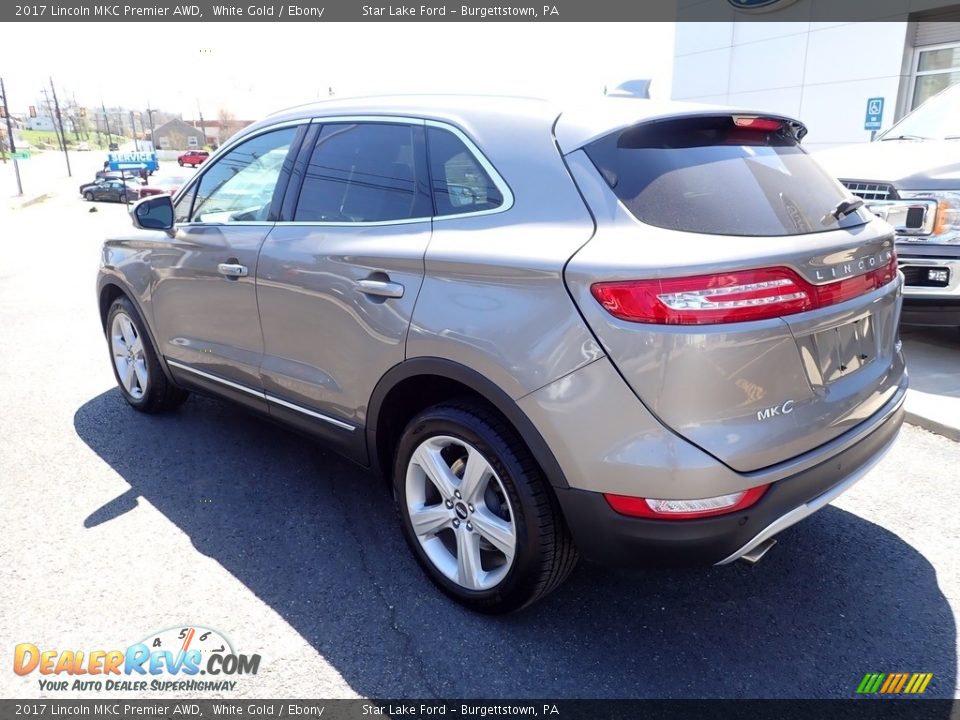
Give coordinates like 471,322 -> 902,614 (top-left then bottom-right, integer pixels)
120,360 -> 136,393
408,504 -> 450,539
459,446 -> 490,505
129,336 -> 143,357
111,334 -> 128,357
472,507 -> 515,562
133,359 -> 148,393
456,529 -> 484,590
119,316 -> 136,346
412,445 -> 457,500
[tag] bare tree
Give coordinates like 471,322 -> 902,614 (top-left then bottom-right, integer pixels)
217,109 -> 240,144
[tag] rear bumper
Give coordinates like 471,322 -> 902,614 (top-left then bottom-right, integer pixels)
554,392 -> 904,567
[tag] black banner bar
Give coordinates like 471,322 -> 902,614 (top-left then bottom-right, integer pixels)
2,0 -> 958,23
0,699 -> 956,720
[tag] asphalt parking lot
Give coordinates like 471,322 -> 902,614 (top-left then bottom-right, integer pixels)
1,165 -> 959,699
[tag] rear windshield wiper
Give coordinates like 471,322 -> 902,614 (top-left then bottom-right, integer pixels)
879,134 -> 929,141
821,197 -> 865,226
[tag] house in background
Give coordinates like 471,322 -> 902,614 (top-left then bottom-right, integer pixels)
151,118 -> 206,150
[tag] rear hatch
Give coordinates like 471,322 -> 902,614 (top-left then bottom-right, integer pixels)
563,113 -> 906,473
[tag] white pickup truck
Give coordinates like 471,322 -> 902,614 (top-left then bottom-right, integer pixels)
816,84 -> 960,327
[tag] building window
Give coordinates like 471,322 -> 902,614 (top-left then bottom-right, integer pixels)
913,43 -> 960,109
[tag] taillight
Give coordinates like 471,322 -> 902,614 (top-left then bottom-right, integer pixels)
591,255 -> 897,325
604,485 -> 769,520
732,116 -> 783,131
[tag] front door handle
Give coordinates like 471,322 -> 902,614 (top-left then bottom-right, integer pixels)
218,263 -> 248,279
357,278 -> 405,299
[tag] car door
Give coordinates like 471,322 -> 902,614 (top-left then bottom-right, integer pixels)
150,122 -> 306,410
255,119 -> 433,460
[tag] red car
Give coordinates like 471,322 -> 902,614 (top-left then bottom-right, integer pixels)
177,150 -> 209,168
138,175 -> 189,198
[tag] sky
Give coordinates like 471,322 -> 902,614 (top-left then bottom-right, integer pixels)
0,22 -> 675,120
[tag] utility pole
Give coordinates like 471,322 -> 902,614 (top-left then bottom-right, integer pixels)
0,76 -> 24,195
196,99 -> 206,148
101,100 -> 112,143
146,102 -> 156,151
49,77 -> 71,176
130,111 -> 139,150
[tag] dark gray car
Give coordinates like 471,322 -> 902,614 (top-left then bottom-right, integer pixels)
97,95 -> 907,612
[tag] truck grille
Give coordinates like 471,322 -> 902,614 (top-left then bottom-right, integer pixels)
840,181 -> 897,201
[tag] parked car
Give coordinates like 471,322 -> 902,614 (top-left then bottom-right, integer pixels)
95,170 -> 146,184
177,149 -> 209,167
138,175 -> 189,197
108,142 -> 119,151
97,96 -> 906,613
76,141 -> 90,151
816,82 -> 960,327
81,178 -> 142,203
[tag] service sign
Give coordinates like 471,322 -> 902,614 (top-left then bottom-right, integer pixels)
107,151 -> 159,172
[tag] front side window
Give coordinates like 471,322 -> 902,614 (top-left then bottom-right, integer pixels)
293,122 -> 430,223
426,127 -> 503,216
175,127 -> 296,224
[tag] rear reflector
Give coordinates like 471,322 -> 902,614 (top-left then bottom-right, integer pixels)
604,485 -> 769,520
591,255 -> 897,325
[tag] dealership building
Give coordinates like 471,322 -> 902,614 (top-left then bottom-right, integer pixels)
672,1 -> 960,148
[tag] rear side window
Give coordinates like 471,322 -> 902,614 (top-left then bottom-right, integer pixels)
293,123 -> 431,223
584,116 -> 869,237
426,127 -> 503,216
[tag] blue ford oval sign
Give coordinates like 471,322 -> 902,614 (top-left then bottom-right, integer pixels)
728,0 -> 800,12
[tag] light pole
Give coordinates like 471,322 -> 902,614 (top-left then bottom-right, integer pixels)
0,76 -> 23,195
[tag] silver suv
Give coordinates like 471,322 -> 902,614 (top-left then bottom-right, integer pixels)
98,95 -> 907,613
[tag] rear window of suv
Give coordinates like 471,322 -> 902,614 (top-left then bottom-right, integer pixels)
584,115 -> 869,237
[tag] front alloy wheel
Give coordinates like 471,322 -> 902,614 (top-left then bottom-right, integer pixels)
111,311 -> 149,400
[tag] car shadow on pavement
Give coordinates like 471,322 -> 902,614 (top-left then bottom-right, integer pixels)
74,389 -> 957,700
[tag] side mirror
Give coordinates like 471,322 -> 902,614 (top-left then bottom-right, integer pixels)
131,195 -> 174,230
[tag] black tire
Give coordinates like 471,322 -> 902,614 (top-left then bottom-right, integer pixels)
119,193 -> 128,203
178,159 -> 184,167
393,400 -> 578,613
105,295 -> 188,413
84,191 -> 93,201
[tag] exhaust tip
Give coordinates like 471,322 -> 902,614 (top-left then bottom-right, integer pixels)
738,538 -> 777,566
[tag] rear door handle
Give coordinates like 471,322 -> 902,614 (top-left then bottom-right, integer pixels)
357,279 -> 405,299
218,263 -> 248,279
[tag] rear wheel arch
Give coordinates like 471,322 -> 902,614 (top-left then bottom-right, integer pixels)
366,358 -> 570,491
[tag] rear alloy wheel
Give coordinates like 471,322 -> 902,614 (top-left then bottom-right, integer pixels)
106,296 -> 188,413
394,402 -> 578,613
84,191 -> 93,201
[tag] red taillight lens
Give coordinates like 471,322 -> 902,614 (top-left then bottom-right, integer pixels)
732,116 -> 783,131
591,255 -> 897,325
604,485 -> 769,520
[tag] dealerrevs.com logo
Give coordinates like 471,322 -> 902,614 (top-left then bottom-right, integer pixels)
13,625 -> 260,693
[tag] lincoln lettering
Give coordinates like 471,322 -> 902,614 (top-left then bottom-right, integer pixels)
814,249 -> 893,281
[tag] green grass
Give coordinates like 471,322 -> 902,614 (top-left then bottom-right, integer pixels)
18,129 -> 131,151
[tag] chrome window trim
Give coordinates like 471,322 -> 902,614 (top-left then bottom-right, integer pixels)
269,115 -> 514,227
172,118 -> 312,228
424,119 -> 515,222
166,359 -> 356,432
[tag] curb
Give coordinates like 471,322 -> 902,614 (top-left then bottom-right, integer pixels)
904,411 -> 960,443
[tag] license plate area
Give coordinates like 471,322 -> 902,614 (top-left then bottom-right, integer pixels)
812,316 -> 875,383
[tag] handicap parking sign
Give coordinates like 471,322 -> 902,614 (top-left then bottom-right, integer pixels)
865,97 -> 884,131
